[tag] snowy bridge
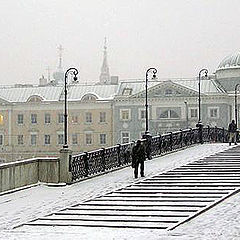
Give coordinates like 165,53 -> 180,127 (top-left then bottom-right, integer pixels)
1,143 -> 240,239
22,145 -> 240,230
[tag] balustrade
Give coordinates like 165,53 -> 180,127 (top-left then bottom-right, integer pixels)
70,127 -> 227,182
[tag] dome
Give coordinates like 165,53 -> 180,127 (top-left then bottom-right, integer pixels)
218,51 -> 240,69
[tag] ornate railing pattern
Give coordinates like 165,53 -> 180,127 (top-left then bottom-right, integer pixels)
70,127 -> 227,182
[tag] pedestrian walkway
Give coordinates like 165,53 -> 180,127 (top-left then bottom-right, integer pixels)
20,146 -> 240,231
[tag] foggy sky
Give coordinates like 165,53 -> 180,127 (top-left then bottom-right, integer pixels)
0,0 -> 240,85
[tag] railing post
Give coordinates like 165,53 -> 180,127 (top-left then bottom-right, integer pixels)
214,126 -> 218,142
222,127 -> 225,143
170,132 -> 173,151
180,129 -> 183,148
117,144 -> 121,166
196,122 -> 203,144
189,128 -> 193,145
101,148 -> 105,172
83,152 -> 89,177
159,134 -> 162,155
207,125 -> 210,142
59,147 -> 73,184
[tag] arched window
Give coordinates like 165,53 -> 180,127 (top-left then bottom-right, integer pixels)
27,95 -> 43,102
81,94 -> 98,102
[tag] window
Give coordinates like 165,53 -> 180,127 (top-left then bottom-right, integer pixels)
86,133 -> 92,145
72,134 -> 78,145
190,108 -> 198,118
121,132 -> 130,144
100,112 -> 106,123
17,135 -> 23,145
85,112 -> 92,123
71,115 -> 78,124
100,134 -> 106,145
82,94 -> 97,101
31,114 -> 37,124
165,89 -> 173,95
27,95 -> 43,102
58,113 -> 64,123
0,135 -> 3,145
31,134 -> 37,145
0,114 -> 3,125
58,134 -> 64,145
208,107 -> 219,119
138,109 -> 146,120
159,110 -> 179,119
44,135 -> 50,145
17,114 -> 23,124
120,109 -> 131,120
45,113 -> 51,124
122,88 -> 132,96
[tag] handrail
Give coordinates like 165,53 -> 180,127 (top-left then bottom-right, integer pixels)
70,126 -> 227,182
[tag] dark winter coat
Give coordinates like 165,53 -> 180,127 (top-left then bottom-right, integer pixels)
228,122 -> 237,133
132,144 -> 145,167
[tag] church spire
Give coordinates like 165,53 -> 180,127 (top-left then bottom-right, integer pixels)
57,44 -> 63,70
99,37 -> 110,84
52,44 -> 64,84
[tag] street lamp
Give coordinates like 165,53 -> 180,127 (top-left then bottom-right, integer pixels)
145,67 -> 157,135
198,68 -> 208,124
64,68 -> 78,148
235,84 -> 240,128
184,101 -> 189,129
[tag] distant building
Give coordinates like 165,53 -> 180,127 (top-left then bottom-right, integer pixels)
0,84 -> 117,162
0,49 -> 239,162
113,51 -> 240,144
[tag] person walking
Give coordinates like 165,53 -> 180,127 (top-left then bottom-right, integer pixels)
132,140 -> 146,178
228,119 -> 237,146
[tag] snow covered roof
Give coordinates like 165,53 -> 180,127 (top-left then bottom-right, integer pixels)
0,86 -> 63,102
67,84 -> 118,101
116,78 -> 223,96
0,77 -> 224,104
173,78 -> 224,94
0,84 -> 119,103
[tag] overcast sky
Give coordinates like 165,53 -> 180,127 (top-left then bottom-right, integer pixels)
0,0 -> 240,85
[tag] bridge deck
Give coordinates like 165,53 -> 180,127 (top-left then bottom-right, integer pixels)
20,145 -> 240,231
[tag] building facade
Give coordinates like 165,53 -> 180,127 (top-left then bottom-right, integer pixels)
113,51 -> 240,144
0,84 -> 117,162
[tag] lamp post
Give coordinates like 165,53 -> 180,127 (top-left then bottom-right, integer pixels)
145,67 -> 157,135
198,68 -> 208,124
235,84 -> 240,128
184,101 -> 189,129
64,68 -> 78,148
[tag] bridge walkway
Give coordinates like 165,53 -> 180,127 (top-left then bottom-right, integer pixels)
21,145 -> 240,231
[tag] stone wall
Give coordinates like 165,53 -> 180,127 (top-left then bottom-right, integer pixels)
0,157 -> 60,193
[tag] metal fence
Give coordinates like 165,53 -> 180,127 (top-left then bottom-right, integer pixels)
70,126 -> 227,182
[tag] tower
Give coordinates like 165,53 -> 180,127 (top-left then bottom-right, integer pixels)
99,38 -> 110,84
53,45 -> 64,84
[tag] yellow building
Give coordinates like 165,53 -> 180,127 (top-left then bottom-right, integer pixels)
0,84 -> 117,162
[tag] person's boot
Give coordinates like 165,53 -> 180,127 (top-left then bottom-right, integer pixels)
229,142 -> 231,146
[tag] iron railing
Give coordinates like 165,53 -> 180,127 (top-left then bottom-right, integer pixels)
70,126 -> 227,182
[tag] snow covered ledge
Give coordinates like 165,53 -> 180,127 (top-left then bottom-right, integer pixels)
0,157 -> 60,194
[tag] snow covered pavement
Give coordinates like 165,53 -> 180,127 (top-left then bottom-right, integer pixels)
1,143 -> 240,239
